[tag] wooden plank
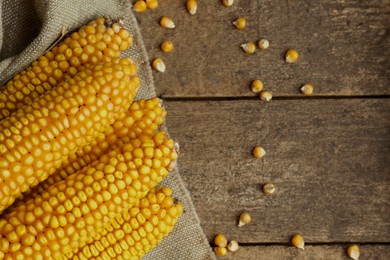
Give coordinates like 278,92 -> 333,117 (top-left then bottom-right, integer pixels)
223,245 -> 390,260
135,0 -> 390,97
164,99 -> 390,243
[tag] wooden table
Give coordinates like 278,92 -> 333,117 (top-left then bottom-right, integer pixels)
136,1 -> 390,259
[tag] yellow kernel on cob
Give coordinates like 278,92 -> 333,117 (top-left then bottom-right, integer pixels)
6,98 -> 167,211
0,17 -> 133,121
233,18 -> 246,30
160,16 -> 175,29
133,1 -> 147,12
0,60 -> 139,213
186,0 -> 197,15
161,41 -> 174,53
146,0 -> 158,9
71,187 -> 183,259
0,132 -> 178,258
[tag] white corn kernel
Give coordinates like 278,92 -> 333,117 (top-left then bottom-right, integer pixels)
227,240 -> 239,252
260,91 -> 272,101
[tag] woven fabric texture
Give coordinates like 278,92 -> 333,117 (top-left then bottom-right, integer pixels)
0,0 -> 215,259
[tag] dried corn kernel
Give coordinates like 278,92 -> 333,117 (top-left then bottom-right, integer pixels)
146,0 -> 158,9
241,42 -> 256,54
262,183 -> 275,195
160,16 -> 175,29
238,212 -> 251,227
260,90 -> 272,101
258,39 -> 269,50
214,233 -> 228,247
251,80 -> 264,93
71,187 -> 183,259
300,83 -> 314,96
347,245 -> 360,260
285,49 -> 299,63
161,41 -> 174,52
227,240 -> 239,252
186,0 -> 197,15
221,0 -> 234,7
0,60 -> 139,213
291,234 -> 305,250
8,98 -> 167,210
214,247 -> 227,257
0,17 -> 133,120
152,58 -> 166,72
134,1 -> 147,12
253,146 -> 266,158
233,18 -> 246,30
0,132 -> 178,258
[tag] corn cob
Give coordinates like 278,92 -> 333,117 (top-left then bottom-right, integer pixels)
71,187 -> 183,259
0,17 -> 133,121
0,59 -> 139,213
0,132 -> 178,259
7,98 -> 166,211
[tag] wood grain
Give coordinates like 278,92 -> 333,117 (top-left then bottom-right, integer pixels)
164,99 -> 390,243
135,0 -> 390,97
223,245 -> 390,260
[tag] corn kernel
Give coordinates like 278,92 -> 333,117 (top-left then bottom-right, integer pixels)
214,233 -> 228,247
300,83 -> 314,96
259,90 -> 272,102
262,183 -> 275,195
233,18 -> 246,30
241,42 -> 256,54
238,212 -> 251,227
258,39 -> 269,50
291,234 -> 305,250
214,246 -> 227,257
152,58 -> 166,73
161,41 -> 174,53
221,0 -> 234,7
186,0 -> 197,15
160,16 -> 175,29
251,80 -> 263,93
227,240 -> 239,252
252,146 -> 266,158
347,244 -> 360,260
133,1 -> 147,12
146,0 -> 158,9
285,49 -> 299,63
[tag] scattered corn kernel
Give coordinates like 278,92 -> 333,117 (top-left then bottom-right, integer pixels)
253,146 -> 266,158
133,1 -> 147,12
291,234 -> 305,250
262,183 -> 275,195
238,212 -> 251,227
241,42 -> 256,54
214,247 -> 227,257
227,240 -> 239,252
160,16 -> 175,29
300,83 -> 314,96
258,39 -> 269,50
233,18 -> 246,30
214,233 -> 228,247
285,49 -> 299,63
146,0 -> 158,9
260,90 -> 272,101
221,0 -> 234,7
152,58 -> 166,72
347,245 -> 360,260
251,80 -> 264,93
186,0 -> 197,15
161,41 -> 174,52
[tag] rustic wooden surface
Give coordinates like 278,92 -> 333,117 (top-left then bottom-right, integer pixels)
135,0 -> 390,258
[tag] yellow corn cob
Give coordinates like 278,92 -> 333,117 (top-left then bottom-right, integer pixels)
0,59 -> 139,213
0,17 -> 133,120
0,131 -> 178,259
71,187 -> 183,259
7,98 -> 166,210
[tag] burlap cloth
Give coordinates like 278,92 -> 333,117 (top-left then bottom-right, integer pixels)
0,0 -> 215,259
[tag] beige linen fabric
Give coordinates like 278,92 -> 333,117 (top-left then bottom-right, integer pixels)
0,0 -> 215,259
